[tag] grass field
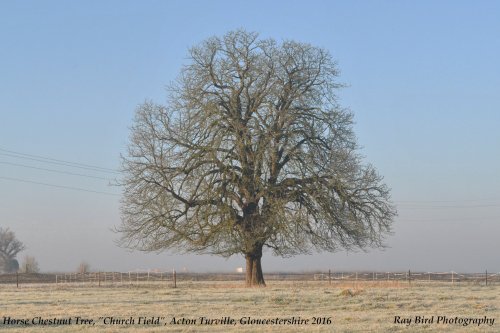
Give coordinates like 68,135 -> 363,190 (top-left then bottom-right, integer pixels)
0,281 -> 498,332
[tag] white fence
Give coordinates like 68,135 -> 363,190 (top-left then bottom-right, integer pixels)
313,270 -> 498,285
2,270 -> 496,286
55,270 -> 174,286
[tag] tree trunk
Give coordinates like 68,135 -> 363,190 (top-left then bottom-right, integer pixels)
245,252 -> 265,287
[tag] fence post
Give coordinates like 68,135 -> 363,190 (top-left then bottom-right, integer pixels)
452,271 -> 454,285
408,270 -> 411,286
16,272 -> 19,288
173,269 -> 177,288
328,269 -> 331,285
485,270 -> 488,286
98,272 -> 101,287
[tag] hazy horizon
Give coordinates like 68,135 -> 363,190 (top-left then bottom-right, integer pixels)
1,1 -> 499,274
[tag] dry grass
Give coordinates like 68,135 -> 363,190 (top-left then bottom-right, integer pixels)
0,281 -> 498,332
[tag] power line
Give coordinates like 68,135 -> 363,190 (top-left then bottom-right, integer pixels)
0,148 -> 120,174
397,204 -> 500,209
396,215 -> 500,222
0,176 -> 120,196
395,198 -> 500,209
0,147 -> 119,171
0,161 -> 113,181
0,152 -> 120,174
396,199 -> 499,204
1,148 -> 498,206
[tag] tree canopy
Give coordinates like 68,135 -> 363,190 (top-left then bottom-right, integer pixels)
0,227 -> 25,273
119,30 -> 396,286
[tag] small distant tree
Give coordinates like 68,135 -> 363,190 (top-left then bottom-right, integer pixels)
0,227 -> 25,273
77,261 -> 90,274
19,255 -> 40,273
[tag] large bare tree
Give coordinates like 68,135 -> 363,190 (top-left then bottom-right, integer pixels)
0,227 -> 25,273
119,30 -> 396,286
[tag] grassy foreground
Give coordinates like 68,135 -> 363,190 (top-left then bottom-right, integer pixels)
0,281 -> 498,332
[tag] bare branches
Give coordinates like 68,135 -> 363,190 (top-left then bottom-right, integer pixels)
0,227 -> 25,273
119,30 -> 396,261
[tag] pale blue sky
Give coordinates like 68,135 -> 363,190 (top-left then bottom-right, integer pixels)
1,0 -> 499,273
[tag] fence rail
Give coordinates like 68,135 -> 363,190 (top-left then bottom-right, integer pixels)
311,271 -> 499,284
0,270 -> 498,286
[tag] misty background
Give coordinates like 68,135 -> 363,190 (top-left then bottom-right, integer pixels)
1,1 -> 499,273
